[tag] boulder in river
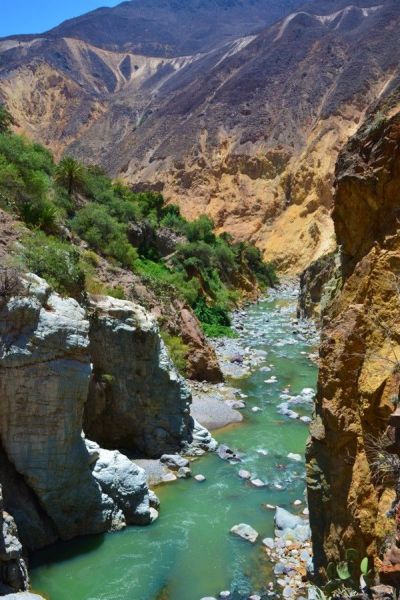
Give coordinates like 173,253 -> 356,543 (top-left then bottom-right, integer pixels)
230,523 -> 259,543
275,507 -> 304,530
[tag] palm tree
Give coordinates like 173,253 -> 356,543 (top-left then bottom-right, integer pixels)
55,157 -> 86,197
0,105 -> 16,134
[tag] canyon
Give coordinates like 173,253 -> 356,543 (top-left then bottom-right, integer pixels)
1,0 -> 400,598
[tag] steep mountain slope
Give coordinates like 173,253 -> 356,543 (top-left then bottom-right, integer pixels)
3,0 -> 305,57
1,0 -> 399,271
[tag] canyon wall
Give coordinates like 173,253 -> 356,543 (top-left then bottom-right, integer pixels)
306,88 -> 400,576
0,270 -> 203,593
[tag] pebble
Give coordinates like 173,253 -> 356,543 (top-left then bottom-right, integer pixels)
257,449 -> 269,456
288,453 -> 302,462
219,592 -> 231,599
249,595 -> 261,600
149,507 -> 159,522
262,537 -> 275,550
293,499 -> 302,506
238,469 -> 252,480
251,406 -> 262,413
194,474 -> 206,482
250,478 -> 266,488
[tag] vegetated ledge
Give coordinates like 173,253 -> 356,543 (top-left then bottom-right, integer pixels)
0,110 -> 277,385
0,269 -> 216,596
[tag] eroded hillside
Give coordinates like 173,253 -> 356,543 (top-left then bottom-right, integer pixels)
1,0 -> 399,272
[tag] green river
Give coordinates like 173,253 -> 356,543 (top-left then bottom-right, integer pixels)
30,287 -> 318,600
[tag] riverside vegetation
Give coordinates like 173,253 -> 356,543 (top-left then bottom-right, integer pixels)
0,104 -> 277,369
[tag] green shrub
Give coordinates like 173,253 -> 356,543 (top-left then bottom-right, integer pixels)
161,331 -> 188,375
185,214 -> 216,244
71,204 -> 137,268
19,232 -> 85,297
201,323 -> 238,338
194,296 -> 231,327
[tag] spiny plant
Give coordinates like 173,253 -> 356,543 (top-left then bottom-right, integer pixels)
314,549 -> 372,598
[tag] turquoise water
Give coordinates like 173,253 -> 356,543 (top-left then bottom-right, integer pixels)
30,290 -> 318,600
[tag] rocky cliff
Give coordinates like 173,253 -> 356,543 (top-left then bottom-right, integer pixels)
306,88 -> 400,578
2,0 -> 399,271
85,295 -> 192,457
0,269 -> 208,593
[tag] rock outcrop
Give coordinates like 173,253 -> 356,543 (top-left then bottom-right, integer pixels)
84,295 -> 192,457
0,487 -> 28,596
179,308 -> 223,383
0,272 -> 174,590
306,88 -> 400,576
297,252 -> 339,321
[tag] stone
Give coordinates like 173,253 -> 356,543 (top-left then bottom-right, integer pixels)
249,595 -> 261,600
177,467 -> 192,479
262,537 -> 275,550
293,500 -> 302,506
250,479 -> 266,488
89,443 -> 152,525
230,523 -> 259,543
216,445 -> 240,461
275,508 -> 304,530
160,455 -> 189,469
238,470 -> 251,480
84,295 -> 193,457
251,407 -> 262,413
219,592 -> 231,599
288,453 -> 302,462
194,474 -> 206,482
149,508 -> 159,522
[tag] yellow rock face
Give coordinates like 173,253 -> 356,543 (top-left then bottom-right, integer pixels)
307,93 -> 400,574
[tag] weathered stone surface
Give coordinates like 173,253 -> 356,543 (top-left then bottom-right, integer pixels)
306,90 -> 400,574
87,440 -> 151,525
230,523 -> 259,543
179,308 -> 223,383
85,296 -> 193,457
0,276 -> 153,547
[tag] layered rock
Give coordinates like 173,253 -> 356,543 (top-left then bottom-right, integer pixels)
0,273 -> 155,553
84,295 -> 193,457
306,89 -> 400,576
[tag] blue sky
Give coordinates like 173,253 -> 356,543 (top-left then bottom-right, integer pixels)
0,1 -> 123,37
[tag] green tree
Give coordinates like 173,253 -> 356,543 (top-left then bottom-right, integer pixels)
55,157 -> 86,197
0,105 -> 16,134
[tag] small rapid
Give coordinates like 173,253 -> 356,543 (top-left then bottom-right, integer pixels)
30,286 -> 318,600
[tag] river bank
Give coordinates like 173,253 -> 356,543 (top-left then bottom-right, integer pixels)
30,284 -> 318,600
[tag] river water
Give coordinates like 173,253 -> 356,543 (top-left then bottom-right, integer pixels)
30,287 -> 318,600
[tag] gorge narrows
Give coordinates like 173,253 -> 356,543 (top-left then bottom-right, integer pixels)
30,287 -> 318,600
